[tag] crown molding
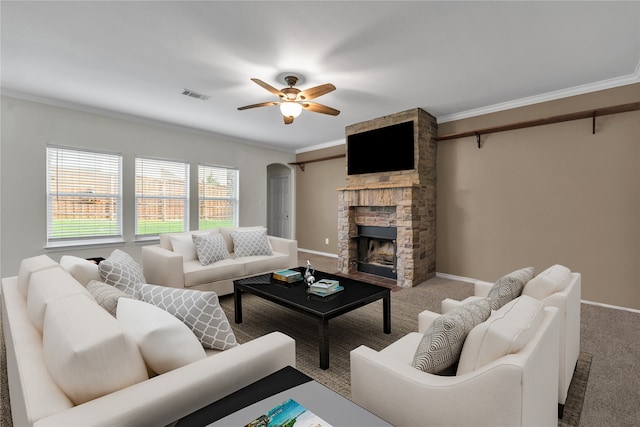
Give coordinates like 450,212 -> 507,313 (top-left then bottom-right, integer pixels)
437,64 -> 640,124
296,139 -> 345,154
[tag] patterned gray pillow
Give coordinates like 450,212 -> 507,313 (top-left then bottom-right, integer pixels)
192,233 -> 230,266
135,283 -> 237,351
86,280 -> 135,316
412,298 -> 491,373
487,267 -> 534,310
231,229 -> 272,257
99,249 -> 146,296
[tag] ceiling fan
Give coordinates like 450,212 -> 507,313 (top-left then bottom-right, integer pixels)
237,75 -> 340,124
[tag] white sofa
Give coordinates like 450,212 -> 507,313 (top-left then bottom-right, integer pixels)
1,254 -> 296,427
440,264 -> 581,408
142,227 -> 298,296
351,296 -> 561,427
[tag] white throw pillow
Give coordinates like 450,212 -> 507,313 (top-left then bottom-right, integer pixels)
136,283 -> 238,350
192,232 -> 230,265
457,295 -> 545,375
117,298 -> 206,374
60,255 -> 101,286
99,249 -> 146,296
27,266 -> 94,332
231,228 -> 273,257
17,254 -> 59,296
169,233 -> 198,262
522,264 -> 572,300
42,294 -> 148,405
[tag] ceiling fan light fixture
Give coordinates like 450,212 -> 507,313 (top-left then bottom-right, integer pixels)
280,101 -> 302,118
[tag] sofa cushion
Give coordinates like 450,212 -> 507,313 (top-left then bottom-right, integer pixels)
42,293 -> 148,405
457,295 -> 545,375
522,264 -> 572,300
87,280 -> 136,316
60,255 -> 101,286
169,233 -> 199,262
116,298 -> 206,375
193,232 -> 230,265
99,249 -> 146,296
27,266 -> 95,332
487,267 -> 534,310
231,228 -> 273,257
412,298 -> 491,374
136,283 -> 238,350
17,254 -> 59,296
160,229 -> 215,252
183,258 -> 245,287
242,252 -> 291,276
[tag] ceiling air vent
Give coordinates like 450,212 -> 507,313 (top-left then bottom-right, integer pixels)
182,89 -> 210,101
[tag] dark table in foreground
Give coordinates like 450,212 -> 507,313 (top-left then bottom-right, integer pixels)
174,365 -> 392,426
233,267 -> 391,369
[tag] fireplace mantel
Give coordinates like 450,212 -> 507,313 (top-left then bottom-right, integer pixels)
337,183 -> 420,191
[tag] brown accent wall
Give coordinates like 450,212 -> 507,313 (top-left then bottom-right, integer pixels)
295,83 -> 640,309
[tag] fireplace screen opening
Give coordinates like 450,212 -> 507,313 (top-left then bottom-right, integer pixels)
357,225 -> 397,279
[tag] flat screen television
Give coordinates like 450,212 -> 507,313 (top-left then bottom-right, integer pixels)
347,121 -> 414,175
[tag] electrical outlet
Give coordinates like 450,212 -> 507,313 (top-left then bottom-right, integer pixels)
325,238 -> 329,245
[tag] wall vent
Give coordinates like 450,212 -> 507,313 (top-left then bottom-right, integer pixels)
182,89 -> 210,101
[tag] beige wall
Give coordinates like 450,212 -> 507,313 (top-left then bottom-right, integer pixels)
295,83 -> 640,309
437,83 -> 639,309
294,144 -> 346,256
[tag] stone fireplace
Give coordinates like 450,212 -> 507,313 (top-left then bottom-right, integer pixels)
338,108 -> 437,288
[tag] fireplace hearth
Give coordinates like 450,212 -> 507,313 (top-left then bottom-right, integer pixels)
357,225 -> 397,279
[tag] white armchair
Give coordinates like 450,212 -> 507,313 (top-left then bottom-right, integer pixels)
440,265 -> 581,408
351,300 -> 560,427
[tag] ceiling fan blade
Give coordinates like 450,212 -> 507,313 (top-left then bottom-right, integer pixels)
302,102 -> 340,116
237,101 -> 280,111
251,78 -> 285,98
283,115 -> 294,125
298,83 -> 336,100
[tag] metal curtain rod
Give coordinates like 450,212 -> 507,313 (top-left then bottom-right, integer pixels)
435,101 -> 640,148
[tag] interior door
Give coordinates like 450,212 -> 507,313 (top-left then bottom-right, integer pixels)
268,175 -> 290,238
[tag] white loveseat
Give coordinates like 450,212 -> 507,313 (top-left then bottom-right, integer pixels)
351,296 -> 561,427
142,227 -> 298,296
440,264 -> 581,408
1,254 -> 296,427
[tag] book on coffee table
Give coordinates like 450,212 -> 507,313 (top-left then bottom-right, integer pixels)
273,269 -> 303,283
244,397 -> 333,427
307,285 -> 344,297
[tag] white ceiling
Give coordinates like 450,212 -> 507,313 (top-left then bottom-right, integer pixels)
2,1 -> 639,152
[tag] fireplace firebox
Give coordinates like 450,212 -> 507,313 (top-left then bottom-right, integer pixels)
356,225 -> 397,279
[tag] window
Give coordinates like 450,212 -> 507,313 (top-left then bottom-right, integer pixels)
198,164 -> 239,229
135,157 -> 189,236
46,146 -> 123,246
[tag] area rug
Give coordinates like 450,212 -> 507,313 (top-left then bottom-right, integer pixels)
0,277 -> 590,426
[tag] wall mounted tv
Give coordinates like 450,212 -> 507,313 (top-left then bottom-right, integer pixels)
347,121 -> 415,175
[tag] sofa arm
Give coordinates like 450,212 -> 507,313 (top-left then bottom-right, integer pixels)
35,332 -> 296,427
268,236 -> 298,268
417,309 -> 440,334
141,245 -> 185,288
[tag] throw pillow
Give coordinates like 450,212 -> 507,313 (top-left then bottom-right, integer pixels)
116,298 -> 206,375
17,254 -> 59,296
192,232 -> 230,265
87,280 -> 136,317
457,295 -> 545,375
231,228 -> 272,257
412,298 -> 491,374
99,249 -> 146,296
168,233 -> 198,262
522,264 -> 572,301
135,283 -> 238,351
42,293 -> 148,405
60,255 -> 101,286
487,267 -> 534,310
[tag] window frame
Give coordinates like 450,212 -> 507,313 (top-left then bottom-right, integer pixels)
46,145 -> 124,248
198,163 -> 239,230
135,156 -> 190,239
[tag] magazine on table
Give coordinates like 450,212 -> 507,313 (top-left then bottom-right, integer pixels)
244,398 -> 333,427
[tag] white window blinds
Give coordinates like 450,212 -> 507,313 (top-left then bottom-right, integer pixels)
198,164 -> 239,229
46,146 -> 123,245
135,157 -> 189,236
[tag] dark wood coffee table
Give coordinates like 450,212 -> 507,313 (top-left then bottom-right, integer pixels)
233,267 -> 391,369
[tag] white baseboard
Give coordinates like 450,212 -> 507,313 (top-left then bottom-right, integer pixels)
297,248 -> 339,258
